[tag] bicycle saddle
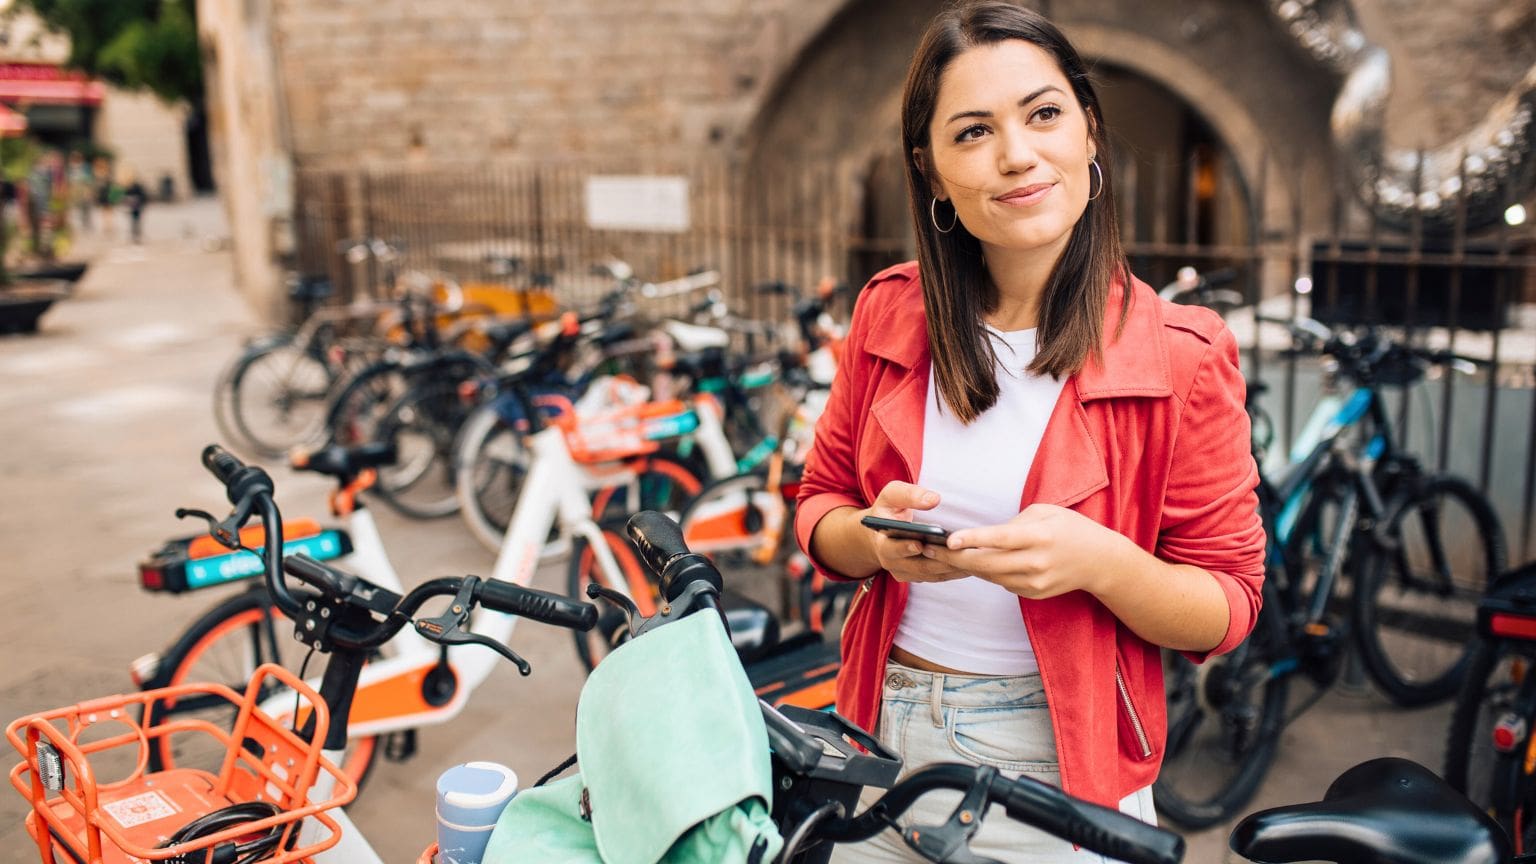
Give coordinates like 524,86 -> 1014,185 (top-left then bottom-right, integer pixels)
483,319 -> 535,352
292,442 -> 399,480
1230,757 -> 1510,864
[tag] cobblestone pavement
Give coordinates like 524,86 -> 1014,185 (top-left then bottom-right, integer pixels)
0,197 -> 1457,862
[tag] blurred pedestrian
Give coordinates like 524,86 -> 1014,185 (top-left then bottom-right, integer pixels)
24,151 -> 60,259
67,151 -> 93,233
93,157 -> 117,240
121,170 -> 148,245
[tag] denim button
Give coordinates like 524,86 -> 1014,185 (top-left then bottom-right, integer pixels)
886,671 -> 917,690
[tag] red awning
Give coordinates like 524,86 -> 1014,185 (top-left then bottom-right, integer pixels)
0,78 -> 105,106
0,103 -> 27,136
0,63 -> 105,107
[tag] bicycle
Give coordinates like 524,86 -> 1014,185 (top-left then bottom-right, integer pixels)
1157,266 -> 1246,317
1153,316 -> 1507,828
421,511 -> 1184,864
1445,560 -> 1536,854
9,445 -> 598,864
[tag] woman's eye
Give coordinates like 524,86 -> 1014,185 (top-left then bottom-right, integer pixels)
955,124 -> 989,143
1032,105 -> 1063,124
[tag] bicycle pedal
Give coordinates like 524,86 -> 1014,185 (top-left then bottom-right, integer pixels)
384,729 -> 418,762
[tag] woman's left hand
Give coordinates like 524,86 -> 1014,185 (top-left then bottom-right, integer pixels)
922,503 -> 1133,600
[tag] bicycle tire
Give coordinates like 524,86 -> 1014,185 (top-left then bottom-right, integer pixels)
454,399 -> 531,553
587,451 -> 705,524
1152,579 -> 1290,829
323,358 -> 407,447
371,377 -> 475,519
567,521 -> 657,671
227,338 -> 335,458
1444,636 -> 1536,851
142,589 -> 379,789
1353,473 -> 1507,706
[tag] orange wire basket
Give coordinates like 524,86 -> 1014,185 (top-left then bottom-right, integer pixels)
7,664 -> 357,864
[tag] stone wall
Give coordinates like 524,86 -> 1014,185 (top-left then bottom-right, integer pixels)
204,0 -> 1534,314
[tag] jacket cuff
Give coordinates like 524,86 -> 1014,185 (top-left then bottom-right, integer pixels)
794,492 -> 865,581
1179,570 -> 1254,664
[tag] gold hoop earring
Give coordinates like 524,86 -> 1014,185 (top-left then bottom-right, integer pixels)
1087,159 -> 1104,202
930,197 -> 958,234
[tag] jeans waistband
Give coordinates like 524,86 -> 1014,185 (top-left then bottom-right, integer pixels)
881,658 -> 1047,710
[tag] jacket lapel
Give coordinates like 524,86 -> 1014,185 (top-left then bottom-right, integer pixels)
1023,282 -> 1172,511
865,281 -> 931,485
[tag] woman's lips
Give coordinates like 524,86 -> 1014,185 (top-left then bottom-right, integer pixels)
995,184 -> 1054,206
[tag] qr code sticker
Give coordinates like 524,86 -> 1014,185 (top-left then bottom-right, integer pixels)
102,790 -> 179,828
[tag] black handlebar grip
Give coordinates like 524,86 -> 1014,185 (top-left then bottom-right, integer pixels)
624,511 -> 722,601
625,510 -> 690,576
1001,778 -> 1184,864
478,579 -> 598,632
202,444 -> 246,486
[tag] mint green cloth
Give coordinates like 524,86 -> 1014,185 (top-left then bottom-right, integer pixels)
483,610 -> 784,864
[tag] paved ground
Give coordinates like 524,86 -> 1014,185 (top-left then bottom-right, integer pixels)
0,198 -> 1462,862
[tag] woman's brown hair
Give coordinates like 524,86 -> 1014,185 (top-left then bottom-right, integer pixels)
902,0 -> 1132,423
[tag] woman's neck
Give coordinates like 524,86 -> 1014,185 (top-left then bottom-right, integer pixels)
981,238 -> 1066,331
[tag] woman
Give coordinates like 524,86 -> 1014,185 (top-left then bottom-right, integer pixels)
794,3 -> 1265,861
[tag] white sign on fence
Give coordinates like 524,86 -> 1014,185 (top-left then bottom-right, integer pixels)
584,175 -> 691,233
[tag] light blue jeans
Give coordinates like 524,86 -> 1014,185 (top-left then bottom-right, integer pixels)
830,660 -> 1156,863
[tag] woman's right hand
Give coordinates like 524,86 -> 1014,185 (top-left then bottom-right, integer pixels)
865,481 -> 967,583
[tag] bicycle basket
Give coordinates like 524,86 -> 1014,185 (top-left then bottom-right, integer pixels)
7,663 -> 355,864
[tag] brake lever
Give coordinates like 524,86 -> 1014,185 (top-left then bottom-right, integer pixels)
174,503 -> 252,552
901,766 -> 1000,864
414,576 -> 533,676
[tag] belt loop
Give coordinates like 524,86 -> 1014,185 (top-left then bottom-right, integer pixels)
929,672 -> 944,728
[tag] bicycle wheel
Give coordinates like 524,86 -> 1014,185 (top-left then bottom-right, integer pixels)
372,378 -> 473,519
1153,579 -> 1290,829
454,398 -> 533,553
227,339 -> 335,457
142,590 -> 378,789
1354,474 -> 1507,706
567,522 -> 656,671
1445,637 -> 1536,852
324,358 -> 407,447
587,452 -> 705,524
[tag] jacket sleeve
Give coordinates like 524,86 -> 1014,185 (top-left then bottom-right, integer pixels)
1158,325 -> 1266,661
794,282 -> 878,581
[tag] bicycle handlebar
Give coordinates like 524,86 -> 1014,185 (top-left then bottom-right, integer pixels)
813,764 -> 1182,864
624,510 -> 723,602
479,580 -> 598,631
196,445 -> 597,653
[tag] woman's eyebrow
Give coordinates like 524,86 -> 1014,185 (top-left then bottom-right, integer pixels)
943,85 -> 1065,125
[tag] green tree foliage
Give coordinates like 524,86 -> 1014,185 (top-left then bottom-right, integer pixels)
11,0 -> 201,104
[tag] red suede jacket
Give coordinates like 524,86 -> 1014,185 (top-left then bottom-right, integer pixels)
794,261 -> 1265,808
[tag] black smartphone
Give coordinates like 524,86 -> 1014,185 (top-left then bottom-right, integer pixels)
860,515 -> 952,544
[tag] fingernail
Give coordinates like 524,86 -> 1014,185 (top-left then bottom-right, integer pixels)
922,492 -> 938,505
921,546 -> 934,558
947,535 -> 962,548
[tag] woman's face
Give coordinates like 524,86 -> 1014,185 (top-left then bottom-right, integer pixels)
924,40 -> 1095,260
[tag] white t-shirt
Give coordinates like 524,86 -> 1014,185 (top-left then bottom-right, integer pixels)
892,325 -> 1067,675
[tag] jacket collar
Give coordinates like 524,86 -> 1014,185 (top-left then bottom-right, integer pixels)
863,269 -> 1172,402
864,267 -> 1171,510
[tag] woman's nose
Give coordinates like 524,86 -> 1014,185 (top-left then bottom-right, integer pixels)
996,129 -> 1038,175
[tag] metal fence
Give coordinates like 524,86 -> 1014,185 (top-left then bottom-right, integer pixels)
290,153 -> 1536,562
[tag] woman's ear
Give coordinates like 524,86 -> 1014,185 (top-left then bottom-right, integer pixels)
912,147 -> 946,202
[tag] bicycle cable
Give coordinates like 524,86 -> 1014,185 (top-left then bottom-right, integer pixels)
157,800 -> 287,864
